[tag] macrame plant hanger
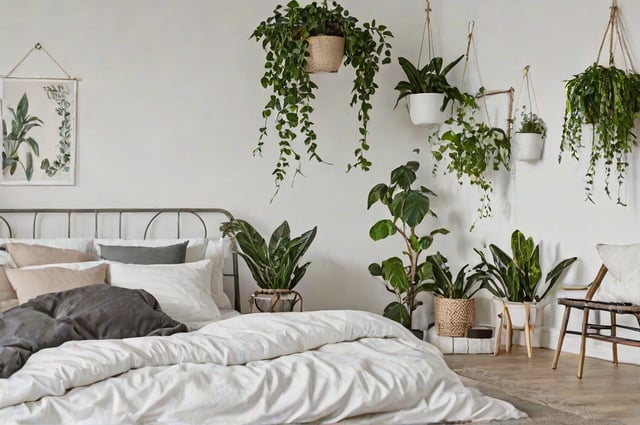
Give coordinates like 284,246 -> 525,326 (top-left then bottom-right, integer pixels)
461,22 -> 514,139
596,0 -> 636,72
4,43 -> 75,80
514,65 -> 540,122
416,0 -> 435,68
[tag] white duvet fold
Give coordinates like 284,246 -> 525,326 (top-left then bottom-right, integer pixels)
0,310 -> 525,424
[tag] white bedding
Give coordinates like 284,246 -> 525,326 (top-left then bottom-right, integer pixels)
0,310 -> 525,424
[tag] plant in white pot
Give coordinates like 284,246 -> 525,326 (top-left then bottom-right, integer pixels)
220,219 -> 317,312
513,108 -> 547,161
394,55 -> 465,125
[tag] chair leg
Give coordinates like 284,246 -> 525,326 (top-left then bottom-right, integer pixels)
578,307 -> 590,379
524,303 -> 533,358
552,305 -> 571,369
610,311 -> 618,366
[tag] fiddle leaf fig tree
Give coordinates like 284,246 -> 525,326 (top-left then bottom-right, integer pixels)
367,161 -> 449,328
251,0 -> 393,193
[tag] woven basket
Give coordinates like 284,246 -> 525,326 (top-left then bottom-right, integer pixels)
434,297 -> 476,337
305,35 -> 345,73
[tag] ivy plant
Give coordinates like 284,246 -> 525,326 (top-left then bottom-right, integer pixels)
41,84 -> 72,177
251,0 -> 393,192
560,64 -> 640,205
427,91 -> 510,225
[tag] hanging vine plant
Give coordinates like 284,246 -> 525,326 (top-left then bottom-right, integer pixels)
560,0 -> 640,205
251,0 -> 393,193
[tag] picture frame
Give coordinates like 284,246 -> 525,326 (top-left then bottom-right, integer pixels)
0,77 -> 77,185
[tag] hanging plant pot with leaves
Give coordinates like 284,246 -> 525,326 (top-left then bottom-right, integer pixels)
513,66 -> 546,161
251,0 -> 393,194
559,0 -> 640,205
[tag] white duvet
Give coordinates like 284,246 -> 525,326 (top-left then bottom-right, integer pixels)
0,310 -> 525,424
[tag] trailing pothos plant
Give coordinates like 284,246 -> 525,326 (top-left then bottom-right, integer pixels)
426,91 -> 510,225
251,0 -> 393,192
367,161 -> 449,328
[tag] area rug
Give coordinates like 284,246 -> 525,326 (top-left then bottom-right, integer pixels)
455,368 -> 624,425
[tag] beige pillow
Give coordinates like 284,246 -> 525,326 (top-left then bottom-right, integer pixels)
6,243 -> 99,268
0,267 -> 16,303
6,264 -> 108,304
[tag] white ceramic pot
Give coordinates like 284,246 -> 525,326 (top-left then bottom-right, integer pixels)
408,93 -> 446,126
513,132 -> 544,161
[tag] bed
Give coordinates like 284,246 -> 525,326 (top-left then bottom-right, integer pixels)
0,208 -> 526,424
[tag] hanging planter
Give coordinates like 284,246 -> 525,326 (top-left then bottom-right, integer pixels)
408,93 -> 445,125
251,1 -> 393,194
305,35 -> 345,73
560,0 -> 640,205
513,66 -> 546,162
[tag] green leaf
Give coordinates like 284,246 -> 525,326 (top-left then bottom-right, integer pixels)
390,163 -> 417,189
369,219 -> 396,241
25,152 -> 33,181
367,183 -> 389,208
391,191 -> 430,227
368,262 -> 382,277
381,257 -> 410,293
383,301 -> 410,327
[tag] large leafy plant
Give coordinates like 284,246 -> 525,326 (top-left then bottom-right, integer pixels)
425,252 -> 481,299
220,219 -> 317,290
251,0 -> 393,192
2,93 -> 42,181
428,92 -> 510,224
473,229 -> 577,303
393,55 -> 465,111
560,64 -> 640,205
367,161 -> 449,328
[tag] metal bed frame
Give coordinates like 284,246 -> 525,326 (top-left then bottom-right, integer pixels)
0,208 -> 241,312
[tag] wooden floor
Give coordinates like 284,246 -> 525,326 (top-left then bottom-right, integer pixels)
445,346 -> 640,425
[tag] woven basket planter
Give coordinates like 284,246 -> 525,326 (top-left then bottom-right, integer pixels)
434,297 -> 476,337
305,35 -> 345,73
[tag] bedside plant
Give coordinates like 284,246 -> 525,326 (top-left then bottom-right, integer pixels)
220,218 -> 317,312
367,161 -> 449,330
393,55 -> 465,125
251,0 -> 393,192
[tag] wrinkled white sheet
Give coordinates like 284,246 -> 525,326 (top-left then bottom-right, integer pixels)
0,310 -> 525,424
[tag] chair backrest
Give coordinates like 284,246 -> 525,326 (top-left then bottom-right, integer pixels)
585,265 -> 609,300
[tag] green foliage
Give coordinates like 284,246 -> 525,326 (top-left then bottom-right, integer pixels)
560,64 -> 640,205
393,55 -> 465,111
220,218 -> 317,290
473,229 -> 577,303
2,93 -> 42,181
425,252 -> 481,299
40,85 -> 72,177
251,0 -> 393,192
427,92 -> 510,224
367,161 -> 449,328
517,107 -> 547,139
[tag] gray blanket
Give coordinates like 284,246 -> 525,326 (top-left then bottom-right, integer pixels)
0,283 -> 187,378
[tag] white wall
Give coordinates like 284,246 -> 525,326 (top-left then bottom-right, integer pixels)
2,0 -> 640,362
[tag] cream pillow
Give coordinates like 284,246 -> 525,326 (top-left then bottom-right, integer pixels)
6,243 -> 99,268
594,243 -> 640,305
6,263 -> 108,304
108,259 -> 220,329
0,238 -> 94,253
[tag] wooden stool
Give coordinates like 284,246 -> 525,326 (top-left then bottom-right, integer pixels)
494,300 -> 534,358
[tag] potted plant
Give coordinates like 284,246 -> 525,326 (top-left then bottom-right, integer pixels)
393,55 -> 465,126
427,91 -> 511,226
426,252 -> 482,337
251,0 -> 393,192
513,107 -> 546,161
220,218 -> 317,312
367,160 -> 449,336
559,2 -> 640,205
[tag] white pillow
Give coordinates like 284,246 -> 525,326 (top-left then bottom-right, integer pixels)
0,238 -> 94,253
108,259 -> 220,329
20,260 -> 108,271
594,243 -> 640,304
94,238 -> 208,263
204,238 -> 231,309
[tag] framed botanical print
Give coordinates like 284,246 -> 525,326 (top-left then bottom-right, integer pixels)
1,77 -> 77,185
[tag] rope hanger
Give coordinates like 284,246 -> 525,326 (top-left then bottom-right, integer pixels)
417,0 -> 435,67
4,43 -> 75,80
595,0 -> 636,71
514,65 -> 540,116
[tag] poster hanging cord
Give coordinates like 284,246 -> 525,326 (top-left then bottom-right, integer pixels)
4,43 -> 74,79
417,0 -> 434,67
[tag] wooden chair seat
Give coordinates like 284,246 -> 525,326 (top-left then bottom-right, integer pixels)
552,265 -> 640,378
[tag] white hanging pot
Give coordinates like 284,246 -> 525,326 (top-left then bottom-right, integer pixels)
513,132 -> 544,161
408,93 -> 446,125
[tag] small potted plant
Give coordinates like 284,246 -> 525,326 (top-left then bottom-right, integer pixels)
367,160 -> 449,336
513,107 -> 546,161
393,55 -> 465,126
426,252 -> 482,337
220,218 -> 317,312
251,0 -> 393,192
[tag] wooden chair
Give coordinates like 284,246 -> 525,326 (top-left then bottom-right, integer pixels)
552,265 -> 640,378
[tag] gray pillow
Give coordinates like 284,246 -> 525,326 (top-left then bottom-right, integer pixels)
99,242 -> 188,264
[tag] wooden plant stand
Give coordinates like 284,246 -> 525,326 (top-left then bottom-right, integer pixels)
494,301 -> 535,358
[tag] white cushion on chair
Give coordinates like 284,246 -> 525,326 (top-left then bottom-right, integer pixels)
594,243 -> 640,305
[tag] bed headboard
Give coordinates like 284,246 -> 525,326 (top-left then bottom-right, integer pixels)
0,208 -> 241,312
